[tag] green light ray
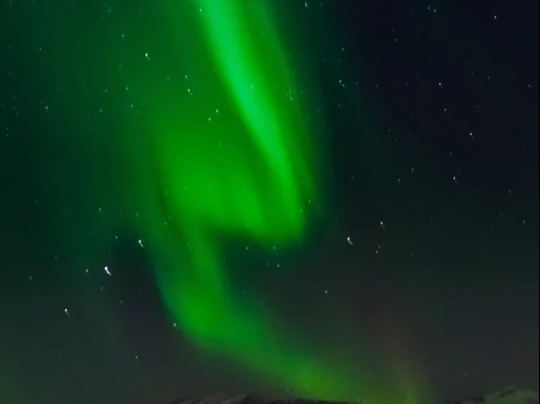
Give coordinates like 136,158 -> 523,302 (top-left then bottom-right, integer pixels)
121,1 -> 424,401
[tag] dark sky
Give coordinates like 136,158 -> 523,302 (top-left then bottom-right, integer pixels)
0,1 -> 538,403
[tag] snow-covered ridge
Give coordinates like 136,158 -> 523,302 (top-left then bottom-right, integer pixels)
168,389 -> 539,404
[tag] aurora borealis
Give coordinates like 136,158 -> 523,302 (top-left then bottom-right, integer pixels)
1,1 -> 538,403
129,0 -> 390,399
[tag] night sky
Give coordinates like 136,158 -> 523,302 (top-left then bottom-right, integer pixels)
0,1 -> 538,403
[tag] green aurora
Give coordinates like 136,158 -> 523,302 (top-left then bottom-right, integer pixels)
23,0 -> 430,402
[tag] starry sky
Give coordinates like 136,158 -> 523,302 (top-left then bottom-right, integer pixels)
0,1 -> 538,403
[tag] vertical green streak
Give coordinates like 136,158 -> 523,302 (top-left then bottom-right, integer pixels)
129,1 -> 422,401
